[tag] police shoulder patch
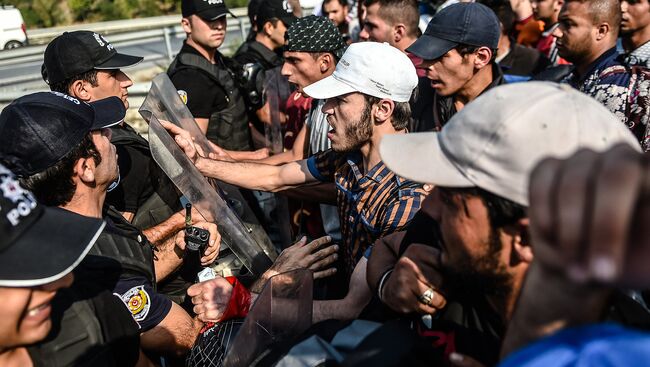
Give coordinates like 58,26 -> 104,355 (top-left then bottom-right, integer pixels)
116,285 -> 151,322
177,90 -> 188,104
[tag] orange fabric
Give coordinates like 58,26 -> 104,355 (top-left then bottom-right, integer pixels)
516,16 -> 544,47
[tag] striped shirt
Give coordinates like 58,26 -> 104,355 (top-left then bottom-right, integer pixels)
307,149 -> 427,276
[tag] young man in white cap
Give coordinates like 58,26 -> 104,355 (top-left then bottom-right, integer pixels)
361,82 -> 641,365
165,42 -> 427,321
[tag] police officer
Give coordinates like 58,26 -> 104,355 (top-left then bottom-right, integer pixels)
42,30 -> 210,306
0,162 -> 139,367
234,0 -> 296,128
168,0 -> 253,152
0,92 -> 220,360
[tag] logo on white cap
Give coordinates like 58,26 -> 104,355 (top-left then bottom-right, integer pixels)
204,0 -> 224,4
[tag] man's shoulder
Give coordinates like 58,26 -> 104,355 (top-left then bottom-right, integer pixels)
387,172 -> 427,201
233,41 -> 262,64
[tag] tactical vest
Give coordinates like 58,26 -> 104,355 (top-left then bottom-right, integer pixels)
25,207 -> 153,366
27,289 -> 140,367
110,124 -> 179,229
168,52 -> 252,151
95,206 -> 157,287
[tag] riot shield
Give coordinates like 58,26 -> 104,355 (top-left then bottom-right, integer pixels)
139,73 -> 277,266
222,269 -> 314,367
259,67 -> 293,249
148,115 -> 274,278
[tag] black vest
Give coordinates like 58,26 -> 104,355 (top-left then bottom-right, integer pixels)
110,124 -> 180,230
25,207 -> 154,366
168,52 -> 252,151
94,206 -> 157,287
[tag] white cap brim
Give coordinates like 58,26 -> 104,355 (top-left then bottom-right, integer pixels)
303,74 -> 358,100
380,132 -> 474,188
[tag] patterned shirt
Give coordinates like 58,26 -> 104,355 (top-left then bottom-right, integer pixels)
307,149 -> 427,276
625,40 -> 650,68
562,47 -> 650,150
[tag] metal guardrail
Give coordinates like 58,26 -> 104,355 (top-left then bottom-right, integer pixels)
24,7 -> 250,45
0,8 -> 252,87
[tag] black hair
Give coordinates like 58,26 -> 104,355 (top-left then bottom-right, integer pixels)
48,69 -> 99,95
456,43 -> 498,63
20,134 -> 101,207
363,94 -> 413,131
322,0 -> 349,7
439,186 -> 527,229
362,0 -> 420,38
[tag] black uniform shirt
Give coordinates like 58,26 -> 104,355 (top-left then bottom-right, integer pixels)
170,42 -> 229,119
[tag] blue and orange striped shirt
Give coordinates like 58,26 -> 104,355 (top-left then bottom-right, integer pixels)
307,149 -> 427,276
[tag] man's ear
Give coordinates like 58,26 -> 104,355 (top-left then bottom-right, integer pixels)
181,17 -> 192,34
393,23 -> 407,44
73,157 -> 96,184
69,79 -> 92,102
319,53 -> 334,73
512,217 -> 534,264
263,21 -> 276,36
374,98 -> 395,123
595,22 -> 611,41
473,47 -> 493,69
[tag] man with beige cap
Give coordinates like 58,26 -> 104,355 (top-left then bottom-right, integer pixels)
363,82 -> 642,364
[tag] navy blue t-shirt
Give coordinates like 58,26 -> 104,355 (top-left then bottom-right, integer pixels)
113,276 -> 173,332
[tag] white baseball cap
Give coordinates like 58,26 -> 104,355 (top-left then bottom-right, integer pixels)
380,82 -> 642,206
303,42 -> 418,103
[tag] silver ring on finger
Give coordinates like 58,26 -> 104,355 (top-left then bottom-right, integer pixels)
418,288 -> 435,306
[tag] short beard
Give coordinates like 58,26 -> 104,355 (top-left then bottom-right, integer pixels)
441,228 -> 513,301
335,100 -> 373,153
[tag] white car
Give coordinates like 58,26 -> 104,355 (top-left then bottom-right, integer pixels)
0,5 -> 28,50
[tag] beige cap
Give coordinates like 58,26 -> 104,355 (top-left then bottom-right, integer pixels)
380,82 -> 641,206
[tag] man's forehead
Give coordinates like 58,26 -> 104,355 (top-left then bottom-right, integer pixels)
561,1 -> 588,14
365,8 -> 391,28
323,0 -> 345,10
283,50 -> 311,59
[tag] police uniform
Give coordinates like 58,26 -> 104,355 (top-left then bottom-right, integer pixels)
106,123 -> 181,229
168,42 -> 253,151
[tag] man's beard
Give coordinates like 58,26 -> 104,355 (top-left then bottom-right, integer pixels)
335,101 -> 373,153
441,229 -> 513,300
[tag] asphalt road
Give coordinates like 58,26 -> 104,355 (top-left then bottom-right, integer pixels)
0,27 -> 246,93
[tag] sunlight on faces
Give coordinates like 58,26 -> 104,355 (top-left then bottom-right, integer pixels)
359,3 -> 393,43
281,51 -> 327,95
86,70 -> 133,109
621,0 -> 650,34
323,0 -> 349,26
90,128 -> 119,186
322,92 -> 374,153
0,274 -> 73,349
553,1 -> 598,64
184,15 -> 227,50
420,188 -> 513,297
419,49 -> 479,97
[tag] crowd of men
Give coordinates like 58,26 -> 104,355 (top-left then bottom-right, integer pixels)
2,0 -> 650,365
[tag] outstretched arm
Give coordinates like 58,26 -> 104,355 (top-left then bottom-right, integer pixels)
163,121 -> 318,192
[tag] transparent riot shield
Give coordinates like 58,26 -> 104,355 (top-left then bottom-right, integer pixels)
148,115 -> 274,278
258,66 -> 293,249
139,73 -> 277,266
222,269 -> 314,367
